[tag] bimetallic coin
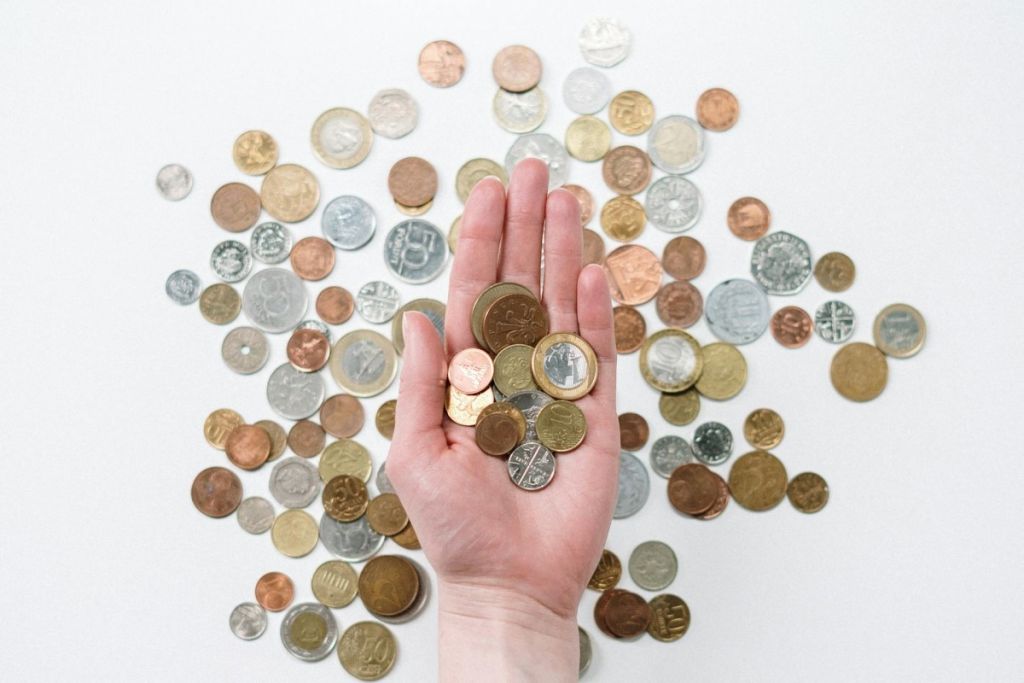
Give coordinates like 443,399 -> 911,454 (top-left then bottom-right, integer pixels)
165,269 -> 200,305
507,390 -> 553,441
368,88 -> 418,139
744,408 -> 785,450
727,197 -> 771,240
579,627 -> 592,675
751,231 -> 813,295
787,472 -> 830,513
237,496 -> 275,534
563,66 -> 612,114
659,389 -> 700,426
704,279 -> 771,345
532,333 -> 599,400
319,513 -> 385,563
271,509 -> 319,557
383,219 -> 447,284
815,300 -> 856,343
830,342 -> 888,401
418,40 -> 465,88
647,594 -> 691,642
266,363 -> 325,420
250,222 -> 292,264
814,251 -> 856,292
639,329 -> 703,393
199,284 -> 241,324
281,603 -> 338,662
221,326 -> 269,374
505,133 -> 569,190
693,422 -> 733,466
579,17 -> 631,67
566,115 -> 611,162
873,303 -> 926,358
728,450 -> 788,511
311,107 -> 373,170
650,435 -> 694,479
507,441 -> 556,491
629,541 -> 677,591
229,602 -> 267,640
535,400 -> 586,452
392,298 -> 445,354
603,244 -> 662,305
615,451 -> 650,518
190,466 -> 242,517
455,158 -> 507,203
269,457 -> 321,508
647,115 -> 705,174
211,182 -> 261,232
232,130 -> 278,175
322,195 -> 376,250
771,306 -> 813,348
645,175 -> 702,233
338,621 -> 398,680
241,267 -> 307,334
330,330 -> 398,397
588,549 -> 622,591
696,88 -> 740,131
312,560 -> 359,608
695,342 -> 747,400
210,240 -> 251,283
156,163 -> 192,200
493,86 -> 547,134
356,281 -> 400,323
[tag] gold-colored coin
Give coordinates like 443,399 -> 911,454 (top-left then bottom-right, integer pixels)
609,90 -> 655,135
358,555 -> 419,617
531,333 -> 599,401
728,451 -> 788,512
444,385 -> 494,426
588,549 -> 622,591
259,163 -> 320,223
659,389 -> 700,426
830,342 -> 888,401
391,298 -> 445,355
366,493 -> 409,537
787,472 -> 830,513
310,107 -> 374,170
471,282 -> 534,348
478,401 -> 527,442
448,215 -> 461,253
743,408 -> 784,450
600,195 -> 646,242
565,115 -> 612,162
338,621 -> 398,681
493,343 -> 539,395
375,399 -> 397,440
203,408 -> 244,450
255,419 -> 288,462
319,439 -> 373,483
271,509 -> 319,557
323,474 -> 369,522
391,522 -> 421,550
873,303 -> 926,359
199,283 -> 241,324
814,251 -> 856,292
639,329 -> 704,393
330,329 -> 399,397
694,342 -> 747,400
290,612 -> 328,651
394,197 -> 433,216
536,400 -> 587,452
311,560 -> 359,608
647,594 -> 690,642
455,157 -> 507,203
232,129 -> 278,175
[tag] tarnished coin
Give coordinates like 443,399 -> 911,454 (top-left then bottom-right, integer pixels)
727,196 -> 771,240
579,627 -> 592,675
271,509 -> 319,557
507,390 -> 553,441
704,279 -> 771,344
449,348 -> 495,394
383,219 -> 447,284
505,133 -> 569,189
267,363 -> 325,420
392,298 -> 445,354
536,400 -> 586,452
647,594 -> 691,642
388,156 -> 438,208
319,439 -> 372,483
484,293 -> 550,354
211,182 -> 261,232
663,236 -> 706,281
564,184 -> 596,226
493,44 -> 542,92
286,327 -> 330,372
609,90 -> 654,135
751,231 -> 813,295
204,408 -> 245,450
588,549 -> 622,591
873,303 -> 926,358
210,240 -> 251,283
604,589 -> 652,638
579,17 -> 631,67
814,252 -> 856,292
815,300 -> 856,343
471,282 -> 534,347
156,163 -> 192,200
744,408 -> 785,450
191,466 -> 242,517
830,342 -> 888,401
650,435 -> 694,479
375,400 -> 396,440
241,267 -> 307,334
356,281 -> 400,324
696,88 -> 740,131
368,88 -> 418,139
445,385 -> 495,426
656,280 -> 703,328
455,158 -> 507,203
320,394 -> 365,439
613,305 -> 646,354
602,145 -> 652,195
255,572 -> 294,612
563,66 -> 611,113
532,333 -> 598,400
493,86 -> 547,134
629,541 -> 677,591
695,342 -> 747,400
600,195 -> 646,242
659,389 -> 700,426
221,326 -> 269,374
251,222 -> 292,264
728,450 -> 788,511
199,284 -> 241,324
668,463 -> 719,515
338,621 -> 397,680
166,269 -> 200,305
330,329 -> 398,397
615,451 -> 650,518
225,424 -> 271,470
230,602 -> 267,640
287,420 -> 325,458
418,40 -> 465,88
322,195 -> 376,250
260,163 -> 319,223
255,419 -> 288,462
237,496 -> 275,534
232,130 -> 278,175
316,286 -> 355,325
507,441 -> 556,491
269,456 -> 320,509
365,493 -> 408,537
787,472 -> 830,513
281,603 -> 338,662
319,513 -> 385,563
359,555 -> 420,617
639,328 -> 703,393
566,115 -> 611,162
323,474 -> 369,522
493,344 -> 538,395
310,107 -> 373,169
771,306 -> 813,348
618,412 -> 649,451
647,115 -> 705,174
693,422 -> 733,466
311,560 -> 359,608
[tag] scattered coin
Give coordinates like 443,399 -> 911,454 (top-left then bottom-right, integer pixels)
603,244 -> 662,305
787,472 -> 830,513
375,400 -> 396,440
618,412 -> 649,451
266,362 -> 326,420
211,182 -> 261,232
493,44 -> 542,92
704,279 -> 771,345
662,235 -> 706,281
338,621 -> 398,680
536,400 -> 586,452
770,306 -> 813,349
873,303 -> 926,358
329,329 -> 399,397
830,342 -> 888,401
388,156 -> 438,208
418,40 -> 466,88
729,451 -> 788,511
255,419 -> 288,461
696,88 -> 740,131
604,589 -> 652,638
507,441 -> 557,491
241,267 -> 307,333
566,115 -> 611,162
493,86 -> 548,133
311,560 -> 359,608
319,438 -> 372,483
323,474 -> 369,522
455,158 -> 507,203
814,300 -> 856,343
280,602 -> 338,662
615,451 -> 650,518
609,90 -> 654,135
649,435 -> 694,479
287,420 -> 326,458
156,163 -> 193,200
751,231 -> 813,295
656,280 -> 703,328
315,286 -> 355,325
367,88 -> 418,139
647,594 -> 691,642
232,130 -> 278,175
288,236 -> 334,281
482,291 -> 550,354
321,195 -> 376,250
229,602 -> 267,640
744,408 -> 785,450
375,460 -> 395,495
320,394 -> 364,439
249,222 -> 291,264
602,145 -> 652,195
699,471 -> 731,520
504,133 -> 569,189
563,184 -> 595,226
492,344 -> 539,395
221,326 -> 270,374
166,269 -> 201,305
814,251 -> 856,292
225,423 -> 272,470
629,541 -> 677,591
693,422 -> 733,466
210,240 -> 252,283
579,626 -> 592,674
204,408 -> 245,450
390,521 -> 421,551
310,107 -> 373,169
319,513 -> 385,562
601,195 -> 646,242
366,493 -> 408,536
237,496 -> 275,534
563,66 -> 612,114
268,457 -> 321,509
695,342 -> 747,400
191,466 -> 243,517
588,549 -> 623,591
449,348 -> 495,394
668,463 -> 719,515
532,332 -> 598,400
659,389 -> 700,426
199,283 -> 241,324
255,572 -> 294,612
645,175 -> 702,233
612,305 -> 646,354
383,218 -> 448,284
286,327 -> 330,372
271,509 -> 320,557
579,17 -> 631,67
639,328 -> 704,393
471,282 -> 533,347
359,555 -> 420,617
647,115 -> 705,174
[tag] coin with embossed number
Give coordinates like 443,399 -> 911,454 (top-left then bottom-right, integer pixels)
383,219 -> 447,284
647,594 -> 690,642
322,195 -> 376,250
615,451 -> 650,518
647,115 -> 705,174
338,621 -> 397,680
649,435 -> 694,479
536,400 -> 586,452
610,90 -> 654,135
704,279 -> 770,345
311,560 -> 359,608
639,328 -> 703,393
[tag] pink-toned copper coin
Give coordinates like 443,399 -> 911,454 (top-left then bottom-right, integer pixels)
289,236 -> 335,281
699,471 -> 731,520
190,466 -> 243,517
319,394 -> 365,439
582,229 -> 606,267
603,245 -> 662,305
492,44 -> 542,92
255,572 -> 294,612
210,182 -> 261,232
655,281 -> 703,329
602,145 -> 653,196
771,306 -> 813,348
562,184 -> 595,225
388,156 -> 438,207
662,236 -> 706,281
286,327 -> 330,372
224,425 -> 271,471
418,40 -> 466,88
727,197 -> 771,241
612,305 -> 646,354
448,348 -> 495,394
696,88 -> 740,132
316,286 -> 354,324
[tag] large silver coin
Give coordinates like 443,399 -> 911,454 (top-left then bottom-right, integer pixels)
280,603 -> 338,662
645,176 -> 702,233
578,17 -> 631,67
266,363 -> 325,420
614,451 -> 650,518
156,163 -> 192,201
383,219 -> 448,284
693,422 -> 733,466
165,269 -> 200,305
356,281 -> 401,323
815,300 -> 856,343
493,86 -> 547,133
750,231 -> 813,295
376,459 -> 395,494
269,457 -> 321,509
319,513 -> 385,562
704,279 -> 771,345
322,195 -> 376,250
507,390 -> 553,441
649,435 -> 694,479
251,222 -> 292,264
377,557 -> 431,625
505,133 -> 569,189
236,496 -> 275,534
579,627 -> 592,676
210,239 -> 252,283
563,66 -> 612,115
647,115 -> 706,175
229,602 -> 267,641
367,88 -> 418,139
221,326 -> 269,375
628,540 -> 678,591
507,441 -> 556,491
242,267 -> 308,333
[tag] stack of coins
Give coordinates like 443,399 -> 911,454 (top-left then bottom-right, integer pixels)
358,555 -> 431,624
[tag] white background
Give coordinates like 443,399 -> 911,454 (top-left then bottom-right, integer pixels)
1,1 -> 1022,681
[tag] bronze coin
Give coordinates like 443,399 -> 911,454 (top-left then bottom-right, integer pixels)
655,281 -> 703,328
320,394 -> 365,439
255,419 -> 288,461
375,399 -> 397,440
388,156 -> 438,207
190,466 -> 243,517
602,145 -> 652,195
418,40 -> 466,88
618,413 -> 649,451
255,571 -> 294,612
612,305 -> 646,354
662,236 -> 707,280
492,44 -> 542,92
562,184 -> 594,225
696,87 -> 740,131
603,245 -> 662,305
604,590 -> 652,638
475,411 -> 520,457
787,472 -> 829,513
814,252 -> 856,292
210,182 -> 261,232
659,389 -> 700,426
287,420 -> 326,458
482,293 -> 549,354
316,286 -> 355,324
582,228 -> 606,266
594,589 -> 626,638
698,472 -> 731,520
286,327 -> 330,372
323,474 -> 369,522
728,451 -> 788,511
365,493 -> 409,537
359,555 -> 420,617
647,594 -> 691,642
391,522 -> 421,550
289,236 -> 335,281
224,424 -> 271,471
588,550 -> 622,591
771,306 -> 813,349
668,463 -> 719,515
727,196 -> 771,240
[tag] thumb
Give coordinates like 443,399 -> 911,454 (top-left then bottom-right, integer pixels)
392,311 -> 448,453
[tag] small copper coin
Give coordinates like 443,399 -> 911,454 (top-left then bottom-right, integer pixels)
323,475 -> 369,522
286,327 -> 331,372
255,572 -> 294,612
190,466 -> 242,517
562,184 -> 595,225
319,394 -> 365,439
588,550 -> 622,591
770,306 -> 813,349
492,44 -> 542,92
211,182 -> 261,232
604,590 -> 653,638
475,411 -> 520,457
375,399 -> 396,440
600,195 -> 646,242
255,419 -> 288,461
727,197 -> 771,240
668,463 -> 719,515
698,472 -> 731,521
290,236 -> 335,281
603,245 -> 663,306
365,493 -> 409,537
602,145 -> 653,196
814,252 -> 856,292
359,555 -> 420,617
316,286 -> 355,325
388,156 -> 438,207
582,229 -> 606,266
287,420 -> 326,458
594,589 -> 625,638
662,236 -> 707,281
225,425 -> 271,470
655,281 -> 703,328
482,293 -> 549,353
787,472 -> 830,513
418,40 -> 466,88
612,305 -> 646,354
696,87 -> 740,131
618,413 -> 649,451
448,348 -> 495,394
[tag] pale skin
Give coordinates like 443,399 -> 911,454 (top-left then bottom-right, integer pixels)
386,157 -> 620,682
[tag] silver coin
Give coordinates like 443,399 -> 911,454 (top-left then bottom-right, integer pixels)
221,326 -> 269,375
242,267 -> 308,333
750,231 -> 813,295
644,176 -> 702,233
543,342 -> 589,391
493,86 -> 547,133
376,459 -> 395,494
579,17 -> 631,67
614,451 -> 650,518
507,441 -> 556,491
507,390 -> 553,441
156,163 -> 192,201
649,435 -> 694,479
236,496 -> 275,534
266,363 -> 325,420
815,300 -> 856,343
298,319 -> 332,343
229,602 -> 267,641
383,219 -> 448,284
704,279 -> 771,345
643,333 -> 701,390
210,239 -> 252,283
579,626 -> 592,676
367,88 -> 418,139
377,557 -> 432,625
165,269 -> 200,305
280,602 -> 338,662
628,540 -> 677,591
874,304 -> 925,357
563,66 -> 612,115
322,195 -> 376,250
356,281 -> 401,323
693,422 -> 733,466
269,457 -> 321,508
251,222 -> 292,264
505,133 -> 569,189
319,513 -> 385,562
647,115 -> 706,175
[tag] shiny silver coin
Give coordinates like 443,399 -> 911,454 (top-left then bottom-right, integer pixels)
367,88 -> 418,139
507,390 -> 553,442
649,435 -> 694,479
319,513 -> 385,562
505,133 -> 569,190
693,422 -> 733,466
815,300 -> 856,343
579,627 -> 592,675
493,86 -> 547,134
615,451 -> 650,518
356,280 -> 401,323
377,557 -> 431,625
298,319 -> 331,343
647,115 -> 706,175
156,163 -> 192,200
704,279 -> 771,345
644,175 -> 702,233
242,267 -> 308,333
563,66 -> 612,115
376,459 -> 395,494
236,496 -> 275,534
507,441 -> 556,491
210,239 -> 252,283
322,195 -> 376,250
250,222 -> 292,264
383,219 -> 448,284
229,602 -> 267,641
266,363 -> 325,420
165,269 -> 200,305
750,231 -> 813,295
221,326 -> 269,375
628,540 -> 677,591
578,17 -> 631,67
280,602 -> 338,662
331,330 -> 399,397
542,342 -> 589,391
269,457 -> 321,509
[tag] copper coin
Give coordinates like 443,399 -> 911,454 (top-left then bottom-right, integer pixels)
210,182 -> 261,232
375,399 -> 396,440
287,420 -> 326,458
604,590 -> 652,638
319,394 -> 365,438
365,493 -> 409,537
727,196 -> 771,240
359,555 -> 420,617
482,293 -> 549,353
602,145 -> 652,196
255,572 -> 294,612
255,419 -> 288,461
286,327 -> 331,372
814,252 -> 856,292
475,411 -> 520,457
618,413 -> 649,451
562,184 -> 594,225
224,424 -> 271,470
391,522 -> 421,550
588,550 -> 622,591
787,472 -> 829,513
448,348 -> 495,394
662,236 -> 706,280
323,474 -> 369,522
612,305 -> 646,354
492,44 -> 542,92
696,87 -> 740,131
582,229 -> 606,266
655,281 -> 703,328
698,471 -> 731,520
387,156 -> 438,207
190,466 -> 243,517
594,589 -> 626,638
418,40 -> 465,88
316,286 -> 355,325
289,236 -> 335,281
603,245 -> 662,305
668,463 -> 719,515
770,306 -> 813,349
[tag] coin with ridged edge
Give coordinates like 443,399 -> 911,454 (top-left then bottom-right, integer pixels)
639,329 -> 703,393
531,333 -> 598,400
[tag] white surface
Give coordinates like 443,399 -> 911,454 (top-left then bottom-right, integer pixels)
1,1 -> 1022,681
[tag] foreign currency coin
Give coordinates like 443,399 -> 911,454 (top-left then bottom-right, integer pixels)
376,557 -> 432,625
156,163 -> 192,200
729,450 -> 788,511
376,460 -> 395,494
322,195 -> 376,250
392,298 -> 445,354
659,389 -> 700,426
696,88 -> 740,131
190,466 -> 242,517
221,326 -> 269,374
204,408 -> 245,450
241,267 -> 308,333
330,330 -> 398,397
507,441 -> 556,491
507,390 -> 553,441
615,451 -> 650,518
579,17 -> 631,67
311,560 -> 359,608
199,285 -> 241,326
532,333 -> 598,400
505,133 -> 569,189
704,279 -> 771,344
750,231 -> 813,295
211,182 -> 261,232
356,281 -> 401,323
237,496 -> 275,534
831,342 -> 888,401
814,251 -> 856,292
771,306 -> 813,348
310,107 -> 373,169
603,244 -> 662,305
250,222 -> 292,264
647,594 -> 691,642
693,422 -> 733,465
609,91 -> 655,136
338,621 -> 398,680
787,472 -> 830,513
695,342 -> 747,400
566,115 -> 611,162
271,510 -> 319,557
266,363 -> 326,420
165,269 -> 200,305
493,44 -> 542,92
728,197 -> 772,240
873,303 -> 926,358
493,86 -> 547,133
418,39 -> 465,87
579,627 -> 592,675
280,603 -> 338,662
628,541 -> 678,591
268,457 -> 320,509
455,158 -> 507,203
650,435 -> 694,479
645,175 -> 702,233
260,164 -> 320,223
563,66 -> 612,114
298,319 -> 331,344
319,513 -> 386,562
744,408 -> 785,450
647,115 -> 705,174
210,240 -> 252,283
383,219 -> 447,284
232,130 -> 278,175
367,88 -> 418,139
229,602 -> 267,640
815,300 -> 856,343
639,329 -> 704,393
